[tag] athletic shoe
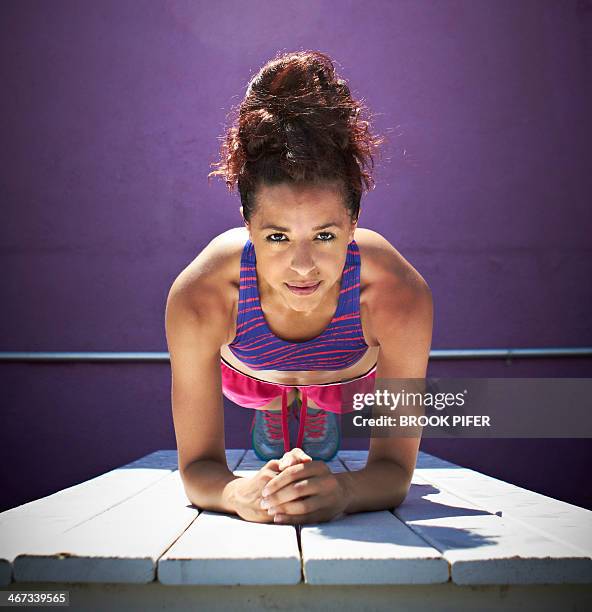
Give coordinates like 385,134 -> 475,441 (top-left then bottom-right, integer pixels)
250,398 -> 298,461
293,397 -> 341,462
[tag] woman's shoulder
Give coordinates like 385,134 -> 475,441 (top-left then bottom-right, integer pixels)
172,227 -> 246,286
167,228 -> 247,334
354,227 -> 430,292
354,227 -> 432,342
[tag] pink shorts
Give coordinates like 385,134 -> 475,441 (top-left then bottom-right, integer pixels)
220,358 -> 377,415
221,358 -> 377,452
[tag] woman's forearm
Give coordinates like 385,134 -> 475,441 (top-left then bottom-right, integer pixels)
335,459 -> 412,515
181,459 -> 242,515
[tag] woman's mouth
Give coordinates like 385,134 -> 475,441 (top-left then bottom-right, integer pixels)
285,281 -> 321,296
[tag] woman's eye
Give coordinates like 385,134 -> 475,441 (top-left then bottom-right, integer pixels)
266,233 -> 287,242
316,232 -> 336,241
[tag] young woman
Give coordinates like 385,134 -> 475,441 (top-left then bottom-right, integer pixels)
165,51 -> 433,525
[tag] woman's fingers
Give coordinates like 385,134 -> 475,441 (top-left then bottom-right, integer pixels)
262,460 -> 317,497
260,477 -> 317,510
264,459 -> 281,475
262,462 -> 331,503
269,493 -> 325,518
278,448 -> 312,470
260,465 -> 347,525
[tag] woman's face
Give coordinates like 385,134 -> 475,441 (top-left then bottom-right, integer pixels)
244,181 -> 357,314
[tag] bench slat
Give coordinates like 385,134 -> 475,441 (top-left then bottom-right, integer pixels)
156,449 -> 299,584
340,453 -> 592,584
415,451 -> 592,555
13,471 -> 196,583
336,450 -> 367,471
301,510 -> 449,584
342,450 -> 592,569
1,451 -> 243,585
157,450 -> 300,585
158,511 -> 301,585
0,455 -> 174,585
396,475 -> 592,584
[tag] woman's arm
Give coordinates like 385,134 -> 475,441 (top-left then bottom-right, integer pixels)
336,273 -> 433,514
165,269 -> 280,522
166,273 -> 236,511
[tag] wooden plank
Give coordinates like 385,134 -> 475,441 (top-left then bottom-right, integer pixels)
336,450 -> 367,471
0,452 -> 176,586
158,450 -> 302,585
415,451 -> 592,555
158,511 -> 301,585
337,450 -> 368,461
234,449 -> 268,473
325,457 -> 348,473
344,450 -> 592,561
394,477 -> 592,585
13,471 -> 197,583
301,510 -> 448,584
224,449 -> 247,471
0,450 -> 244,585
253,449 -> 447,585
120,449 -> 180,470
340,454 -> 592,585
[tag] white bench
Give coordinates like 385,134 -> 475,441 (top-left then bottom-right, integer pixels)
1,450 -> 591,610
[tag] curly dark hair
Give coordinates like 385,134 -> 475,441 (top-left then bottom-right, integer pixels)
208,50 -> 384,223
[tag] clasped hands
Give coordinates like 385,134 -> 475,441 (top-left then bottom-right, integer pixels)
233,448 -> 350,525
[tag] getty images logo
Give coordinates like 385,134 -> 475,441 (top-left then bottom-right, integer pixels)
351,387 -> 468,411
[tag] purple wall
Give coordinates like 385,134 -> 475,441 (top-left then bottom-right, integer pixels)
1,0 -> 591,512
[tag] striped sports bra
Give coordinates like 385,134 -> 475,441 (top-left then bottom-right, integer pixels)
227,239 -> 369,371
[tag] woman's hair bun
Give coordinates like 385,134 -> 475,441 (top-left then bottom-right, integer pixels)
209,50 -> 383,222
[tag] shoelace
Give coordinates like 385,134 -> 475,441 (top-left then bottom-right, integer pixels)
261,409 -> 284,440
301,409 -> 327,440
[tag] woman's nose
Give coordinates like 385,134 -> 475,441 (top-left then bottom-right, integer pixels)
289,245 -> 316,276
